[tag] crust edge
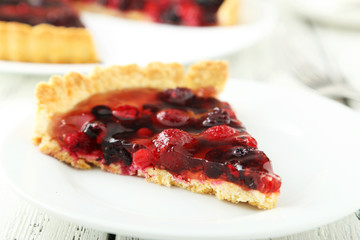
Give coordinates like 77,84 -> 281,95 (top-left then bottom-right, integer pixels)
144,168 -> 278,209
0,21 -> 98,63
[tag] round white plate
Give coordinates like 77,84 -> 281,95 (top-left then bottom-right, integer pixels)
280,0 -> 360,28
1,80 -> 360,239
0,0 -> 275,75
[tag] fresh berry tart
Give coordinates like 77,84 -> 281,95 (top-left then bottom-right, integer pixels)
0,0 -> 239,63
33,61 -> 281,209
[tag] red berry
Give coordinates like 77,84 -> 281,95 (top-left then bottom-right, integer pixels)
156,109 -> 190,127
154,129 -> 198,150
178,2 -> 202,26
137,128 -> 153,137
257,174 -> 281,193
235,133 -> 257,148
159,88 -> 194,105
112,105 -> 139,120
159,147 -> 190,172
202,108 -> 231,127
202,125 -> 238,141
133,148 -> 156,169
63,132 -> 94,153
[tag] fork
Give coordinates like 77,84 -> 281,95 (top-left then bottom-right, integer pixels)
292,63 -> 360,103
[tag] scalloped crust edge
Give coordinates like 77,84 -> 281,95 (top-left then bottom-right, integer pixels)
0,22 -> 98,63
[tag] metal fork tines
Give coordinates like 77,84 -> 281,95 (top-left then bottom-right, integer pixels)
293,64 -> 360,103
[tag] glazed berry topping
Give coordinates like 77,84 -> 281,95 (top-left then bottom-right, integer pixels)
154,129 -> 198,151
112,105 -> 139,120
156,109 -> 190,127
91,105 -> 112,120
53,87 -> 281,194
195,0 -> 224,8
0,0 -> 84,27
102,136 -> 132,166
202,125 -> 238,142
158,87 -> 195,105
202,107 -> 231,127
82,121 -> 106,139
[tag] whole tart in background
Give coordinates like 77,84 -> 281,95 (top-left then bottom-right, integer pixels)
0,0 -> 98,63
33,61 -> 281,209
0,0 -> 240,63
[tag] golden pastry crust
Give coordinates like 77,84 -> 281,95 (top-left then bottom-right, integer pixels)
144,168 -> 278,209
0,21 -> 98,63
75,0 -> 241,26
217,0 -> 241,26
33,60 -> 279,209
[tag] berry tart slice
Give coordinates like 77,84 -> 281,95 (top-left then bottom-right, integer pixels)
73,0 -> 240,26
33,61 -> 281,209
0,0 -> 97,63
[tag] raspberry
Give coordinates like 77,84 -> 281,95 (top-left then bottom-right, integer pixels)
112,105 -> 139,120
156,109 -> 190,127
235,133 -> 257,148
132,148 -> 156,169
202,125 -> 238,141
63,132 -> 94,153
153,129 -> 198,150
257,174 -> 282,193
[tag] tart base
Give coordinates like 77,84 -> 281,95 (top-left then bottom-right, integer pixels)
144,168 -> 278,209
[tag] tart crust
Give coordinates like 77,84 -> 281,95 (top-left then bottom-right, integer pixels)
0,21 -> 98,63
34,60 -> 278,209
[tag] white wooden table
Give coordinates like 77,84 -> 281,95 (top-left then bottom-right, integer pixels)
0,4 -> 360,240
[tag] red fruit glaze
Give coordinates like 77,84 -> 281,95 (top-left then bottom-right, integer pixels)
52,87 -> 281,195
0,0 -> 84,27
74,0 -> 225,26
112,105 -> 139,120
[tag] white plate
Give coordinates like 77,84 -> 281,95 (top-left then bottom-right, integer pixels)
0,0 -> 275,75
1,80 -> 360,240
280,0 -> 360,28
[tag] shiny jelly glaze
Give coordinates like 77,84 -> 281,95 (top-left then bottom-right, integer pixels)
76,0 -> 224,26
0,0 -> 84,27
52,88 -> 281,194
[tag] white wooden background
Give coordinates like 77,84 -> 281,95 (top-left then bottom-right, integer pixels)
0,4 -> 360,240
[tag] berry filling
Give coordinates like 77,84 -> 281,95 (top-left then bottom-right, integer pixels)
51,87 -> 281,194
0,0 -> 84,27
75,0 -> 225,26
